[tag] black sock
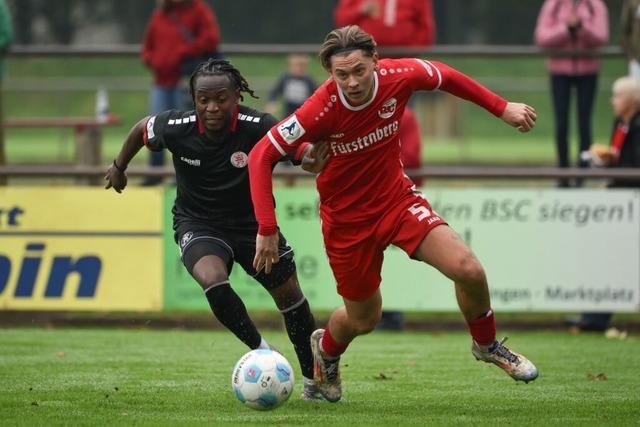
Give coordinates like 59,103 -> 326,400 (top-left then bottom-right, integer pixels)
281,298 -> 316,379
205,282 -> 262,350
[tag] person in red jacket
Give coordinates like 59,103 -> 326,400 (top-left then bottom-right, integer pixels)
335,0 -> 436,48
142,0 -> 221,178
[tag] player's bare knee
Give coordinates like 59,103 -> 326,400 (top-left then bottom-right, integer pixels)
454,254 -> 486,287
351,312 -> 381,336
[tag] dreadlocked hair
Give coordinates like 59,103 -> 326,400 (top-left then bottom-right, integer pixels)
189,58 -> 258,102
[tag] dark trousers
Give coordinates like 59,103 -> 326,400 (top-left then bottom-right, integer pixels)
551,74 -> 598,186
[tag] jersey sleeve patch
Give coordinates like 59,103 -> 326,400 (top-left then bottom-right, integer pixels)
276,114 -> 306,145
146,116 -> 156,140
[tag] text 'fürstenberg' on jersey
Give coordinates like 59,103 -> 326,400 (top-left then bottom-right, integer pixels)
329,120 -> 399,156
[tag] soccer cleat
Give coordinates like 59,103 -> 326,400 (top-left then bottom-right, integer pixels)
472,337 -> 539,383
310,329 -> 342,402
300,381 -> 325,401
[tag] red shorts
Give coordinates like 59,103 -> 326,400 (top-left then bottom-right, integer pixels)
321,192 -> 446,301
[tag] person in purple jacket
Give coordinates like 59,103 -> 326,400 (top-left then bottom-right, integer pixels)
535,0 -> 609,187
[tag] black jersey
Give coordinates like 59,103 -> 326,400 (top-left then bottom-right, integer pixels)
144,105 -> 291,226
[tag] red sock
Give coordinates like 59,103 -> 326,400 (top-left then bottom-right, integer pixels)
467,310 -> 496,346
321,327 -> 349,358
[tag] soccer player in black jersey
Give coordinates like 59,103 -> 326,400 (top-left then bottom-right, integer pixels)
104,59 -> 329,400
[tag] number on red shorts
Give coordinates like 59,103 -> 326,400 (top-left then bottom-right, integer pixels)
408,203 -> 432,221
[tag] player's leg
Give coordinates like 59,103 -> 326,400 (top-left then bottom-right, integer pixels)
413,225 -> 490,322
310,291 -> 382,403
265,272 -> 320,400
310,223 -> 385,402
237,231 -> 319,400
178,227 -> 269,350
412,225 -> 538,382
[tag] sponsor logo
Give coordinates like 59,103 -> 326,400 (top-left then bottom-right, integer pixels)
180,232 -> 193,248
378,98 -> 397,119
0,242 -> 101,297
277,115 -> 306,144
180,157 -> 201,167
0,205 -> 24,228
230,151 -> 248,168
329,120 -> 399,156
146,116 -> 156,139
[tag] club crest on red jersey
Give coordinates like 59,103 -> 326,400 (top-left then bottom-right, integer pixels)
378,98 -> 398,119
277,114 -> 306,145
230,151 -> 248,168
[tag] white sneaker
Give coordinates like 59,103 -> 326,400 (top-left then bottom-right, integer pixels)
472,337 -> 539,383
310,329 -> 342,402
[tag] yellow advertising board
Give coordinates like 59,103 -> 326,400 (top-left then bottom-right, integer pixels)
0,187 -> 163,311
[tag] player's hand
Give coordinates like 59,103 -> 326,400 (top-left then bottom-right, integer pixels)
254,233 -> 280,274
501,102 -> 537,133
301,141 -> 330,174
104,163 -> 127,193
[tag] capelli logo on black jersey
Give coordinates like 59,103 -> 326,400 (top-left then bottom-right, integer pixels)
180,157 -> 201,167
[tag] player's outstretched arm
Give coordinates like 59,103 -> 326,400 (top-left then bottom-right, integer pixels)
432,61 -> 537,133
104,117 -> 147,193
248,134 -> 285,274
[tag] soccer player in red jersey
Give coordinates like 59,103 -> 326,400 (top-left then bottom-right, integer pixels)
249,26 -> 539,402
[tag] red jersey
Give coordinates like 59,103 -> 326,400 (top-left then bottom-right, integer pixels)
249,58 -> 508,235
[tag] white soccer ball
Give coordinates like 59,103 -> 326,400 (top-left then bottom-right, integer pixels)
231,349 -> 295,410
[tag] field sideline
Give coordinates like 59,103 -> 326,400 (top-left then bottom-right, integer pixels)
1,328 -> 638,426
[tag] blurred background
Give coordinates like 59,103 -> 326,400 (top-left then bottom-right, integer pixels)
1,0 -> 628,167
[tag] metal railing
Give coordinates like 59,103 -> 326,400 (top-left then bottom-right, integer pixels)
1,165 -> 639,181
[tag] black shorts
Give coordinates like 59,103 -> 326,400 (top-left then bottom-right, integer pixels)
174,220 -> 296,290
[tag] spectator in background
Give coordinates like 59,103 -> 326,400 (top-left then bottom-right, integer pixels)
568,76 -> 640,332
535,0 -> 609,188
265,54 -> 317,119
334,0 -> 436,48
0,0 -> 12,186
621,0 -> 640,80
588,77 -> 640,186
141,0 -> 220,182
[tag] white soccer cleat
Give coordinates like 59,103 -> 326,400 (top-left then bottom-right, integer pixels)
472,337 -> 539,383
310,329 -> 342,402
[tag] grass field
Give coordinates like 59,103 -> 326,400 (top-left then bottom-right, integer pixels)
1,328 -> 638,426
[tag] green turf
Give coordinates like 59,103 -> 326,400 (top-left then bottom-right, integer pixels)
1,328 -> 638,426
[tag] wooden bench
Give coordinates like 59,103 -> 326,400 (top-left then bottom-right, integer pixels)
3,115 -> 121,184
